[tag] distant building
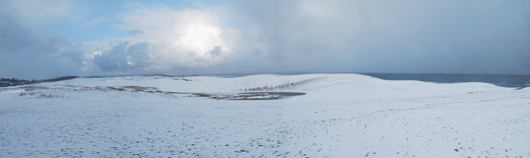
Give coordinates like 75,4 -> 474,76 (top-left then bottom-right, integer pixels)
0,81 -> 9,84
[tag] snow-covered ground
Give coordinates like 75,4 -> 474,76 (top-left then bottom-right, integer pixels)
0,74 -> 529,157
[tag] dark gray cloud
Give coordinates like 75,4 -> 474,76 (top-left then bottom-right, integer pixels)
93,41 -> 151,71
0,16 -> 85,79
228,0 -> 530,75
208,46 -> 222,57
128,30 -> 144,36
0,16 -> 37,54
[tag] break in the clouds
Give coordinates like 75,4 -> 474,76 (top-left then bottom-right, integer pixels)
0,0 -> 529,79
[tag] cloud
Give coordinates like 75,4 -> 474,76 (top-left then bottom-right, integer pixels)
208,46 -> 222,57
1,0 -> 529,79
113,5 -> 238,70
228,0 -> 530,75
0,0 -> 73,33
128,30 -> 144,36
82,17 -> 110,28
93,41 -> 151,71
88,0 -> 529,75
0,16 -> 37,54
0,16 -> 85,79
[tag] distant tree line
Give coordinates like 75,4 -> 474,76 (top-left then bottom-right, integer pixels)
0,76 -> 78,87
84,75 -> 103,78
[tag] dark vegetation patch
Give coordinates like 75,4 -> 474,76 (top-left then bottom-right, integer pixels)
190,92 -> 305,100
23,86 -> 51,91
515,87 -> 526,90
106,87 -> 126,91
192,93 -> 212,97
13,85 -> 305,100
19,92 -> 59,98
121,86 -> 157,92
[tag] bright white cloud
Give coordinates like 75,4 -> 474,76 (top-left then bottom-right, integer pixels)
111,5 -> 238,72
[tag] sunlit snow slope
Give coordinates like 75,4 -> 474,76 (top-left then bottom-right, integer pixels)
1,74 -> 528,157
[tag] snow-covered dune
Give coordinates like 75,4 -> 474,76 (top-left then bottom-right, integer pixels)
36,73 -> 508,102
1,74 -> 528,157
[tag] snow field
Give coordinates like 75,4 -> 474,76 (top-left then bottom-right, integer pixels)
0,74 -> 529,157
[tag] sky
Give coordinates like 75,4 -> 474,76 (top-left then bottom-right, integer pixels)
0,0 -> 529,79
